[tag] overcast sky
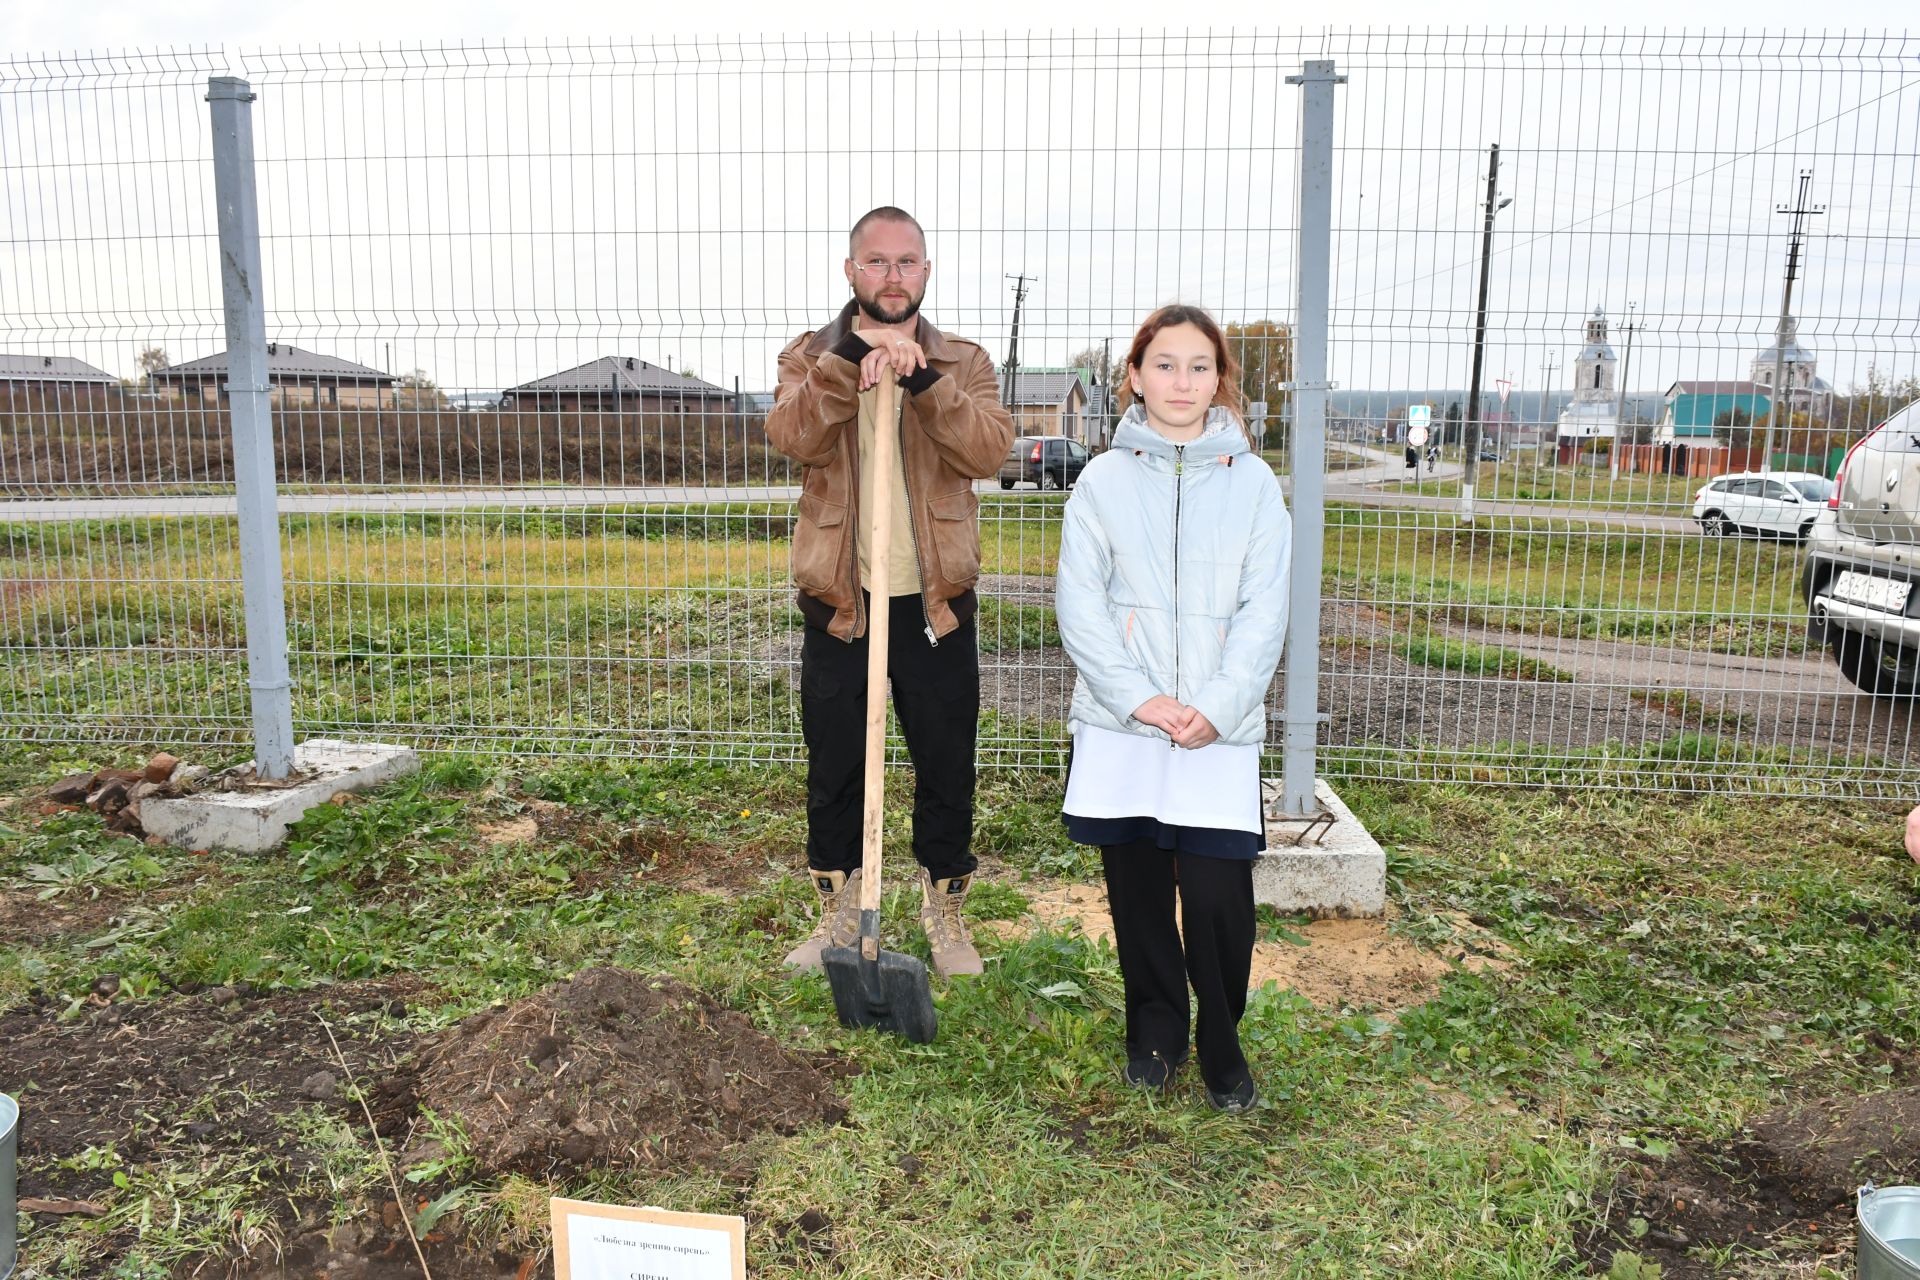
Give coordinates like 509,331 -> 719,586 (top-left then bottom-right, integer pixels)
4,4 -> 1916,405
8,0 -> 1909,46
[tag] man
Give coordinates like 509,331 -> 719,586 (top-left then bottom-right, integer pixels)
1905,805 -> 1920,863
766,206 -> 1015,978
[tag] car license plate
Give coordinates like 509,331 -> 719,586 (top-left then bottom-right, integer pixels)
1832,570 -> 1912,613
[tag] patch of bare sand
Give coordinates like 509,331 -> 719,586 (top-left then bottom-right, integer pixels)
476,814 -> 540,845
982,881 -> 1513,1014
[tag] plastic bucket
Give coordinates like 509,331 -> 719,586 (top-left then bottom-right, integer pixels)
1861,1184 -> 1920,1279
1,1091 -> 16,1280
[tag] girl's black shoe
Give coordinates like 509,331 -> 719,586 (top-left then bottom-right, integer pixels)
1205,1075 -> 1259,1114
1123,1050 -> 1177,1092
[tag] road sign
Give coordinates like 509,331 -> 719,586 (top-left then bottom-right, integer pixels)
1407,425 -> 1430,447
1408,404 -> 1432,429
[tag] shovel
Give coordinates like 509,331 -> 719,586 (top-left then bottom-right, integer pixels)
821,365 -> 938,1044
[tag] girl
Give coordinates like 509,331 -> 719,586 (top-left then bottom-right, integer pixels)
1055,304 -> 1292,1112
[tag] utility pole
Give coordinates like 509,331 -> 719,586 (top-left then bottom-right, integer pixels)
1101,335 -> 1112,419
1461,143 -> 1509,522
1609,301 -> 1637,480
1762,170 -> 1823,475
1003,273 -> 1036,420
1540,352 -> 1558,461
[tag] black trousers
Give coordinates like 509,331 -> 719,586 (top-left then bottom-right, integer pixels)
1101,838 -> 1256,1094
801,592 -> 979,882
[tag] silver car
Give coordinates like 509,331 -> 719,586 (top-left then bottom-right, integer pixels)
1804,401 -> 1920,695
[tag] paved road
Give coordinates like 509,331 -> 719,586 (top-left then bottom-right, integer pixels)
0,452 -> 1697,534
0,486 -> 813,520
1320,443 -> 1697,532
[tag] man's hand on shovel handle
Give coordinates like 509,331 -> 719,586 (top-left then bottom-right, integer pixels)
859,338 -> 926,390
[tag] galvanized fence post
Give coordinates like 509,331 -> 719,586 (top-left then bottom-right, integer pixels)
206,76 -> 295,779
1278,59 -> 1344,817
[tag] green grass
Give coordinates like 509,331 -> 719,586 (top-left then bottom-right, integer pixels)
1324,505 -> 1810,657
1392,464 -> 1710,513
1394,631 -> 1575,683
0,502 -> 1862,796
4,746 -> 1916,1277
976,598 -> 1062,653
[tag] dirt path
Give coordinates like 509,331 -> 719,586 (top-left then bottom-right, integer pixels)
1425,614 -> 1920,761
972,582 -> 1910,759
961,583 -> 1917,765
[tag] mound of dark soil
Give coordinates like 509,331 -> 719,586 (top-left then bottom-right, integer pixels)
0,977 -> 421,1205
388,967 -> 847,1177
1581,1084 -> 1920,1277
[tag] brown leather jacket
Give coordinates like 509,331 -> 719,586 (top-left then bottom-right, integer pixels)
767,301 -> 1015,641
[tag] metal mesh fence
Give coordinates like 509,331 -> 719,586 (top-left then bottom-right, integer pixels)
1316,31 -> 1920,796
3,32 -> 1917,795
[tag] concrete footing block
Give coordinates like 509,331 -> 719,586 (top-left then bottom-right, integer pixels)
142,739 -> 419,854
1252,777 -> 1387,918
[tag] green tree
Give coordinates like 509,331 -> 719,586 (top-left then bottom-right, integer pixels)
1223,320 -> 1293,409
137,347 -> 169,384
1713,405 -> 1753,448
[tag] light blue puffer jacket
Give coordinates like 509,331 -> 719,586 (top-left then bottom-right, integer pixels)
1055,405 -> 1292,747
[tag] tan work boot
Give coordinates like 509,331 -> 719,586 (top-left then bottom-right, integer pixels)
783,868 -> 863,973
919,869 -> 985,978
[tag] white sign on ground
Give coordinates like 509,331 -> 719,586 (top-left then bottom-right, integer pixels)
551,1199 -> 746,1280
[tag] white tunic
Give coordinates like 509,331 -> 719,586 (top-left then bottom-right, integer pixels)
1061,723 -> 1263,834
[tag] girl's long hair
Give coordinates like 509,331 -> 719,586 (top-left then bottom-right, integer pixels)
1114,304 -> 1249,428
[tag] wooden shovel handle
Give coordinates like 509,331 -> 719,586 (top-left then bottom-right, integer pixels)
859,369 -> 900,927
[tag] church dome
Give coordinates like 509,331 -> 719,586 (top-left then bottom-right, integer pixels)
1754,315 -> 1814,368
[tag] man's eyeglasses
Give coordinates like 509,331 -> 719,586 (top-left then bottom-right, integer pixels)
852,259 -> 928,280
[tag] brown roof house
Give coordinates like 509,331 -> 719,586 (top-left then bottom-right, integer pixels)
0,353 -> 119,407
503,357 -> 733,413
152,343 -> 396,407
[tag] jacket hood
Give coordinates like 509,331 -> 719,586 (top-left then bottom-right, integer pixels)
1110,404 -> 1250,462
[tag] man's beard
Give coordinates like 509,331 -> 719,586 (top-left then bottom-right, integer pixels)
857,287 -> 924,327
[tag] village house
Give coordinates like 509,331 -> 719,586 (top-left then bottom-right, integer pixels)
151,344 -> 396,407
503,357 -> 733,413
0,353 -> 119,408
1002,368 -> 1089,438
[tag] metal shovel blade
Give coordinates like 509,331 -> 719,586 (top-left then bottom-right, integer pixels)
821,936 -> 937,1044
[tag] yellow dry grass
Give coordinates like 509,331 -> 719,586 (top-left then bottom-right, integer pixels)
279,529 -> 790,593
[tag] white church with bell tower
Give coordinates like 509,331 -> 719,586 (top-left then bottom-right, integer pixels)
1556,307 -> 1619,446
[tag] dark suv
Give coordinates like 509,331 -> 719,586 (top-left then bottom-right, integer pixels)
1804,400 -> 1920,695
999,435 -> 1090,490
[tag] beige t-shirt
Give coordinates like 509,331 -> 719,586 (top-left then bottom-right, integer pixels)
854,326 -> 922,597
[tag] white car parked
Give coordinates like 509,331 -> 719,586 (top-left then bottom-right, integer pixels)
1691,471 -> 1833,540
